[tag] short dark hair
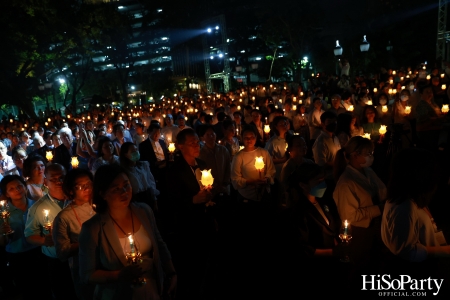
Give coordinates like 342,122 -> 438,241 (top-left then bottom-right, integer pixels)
388,148 -> 437,208
93,164 -> 130,213
45,163 -> 66,176
23,155 -> 45,178
197,124 -> 215,137
119,142 -> 136,166
177,128 -> 197,145
0,175 -> 26,198
241,125 -> 258,138
217,112 -> 226,122
148,122 -> 161,133
62,168 -> 94,200
320,111 -> 337,123
97,136 -> 113,157
113,123 -> 124,134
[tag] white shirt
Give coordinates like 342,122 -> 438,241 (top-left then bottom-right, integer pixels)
382,200 -> 439,262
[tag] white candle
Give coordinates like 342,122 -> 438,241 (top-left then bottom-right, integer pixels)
128,235 -> 136,256
200,169 -> 214,187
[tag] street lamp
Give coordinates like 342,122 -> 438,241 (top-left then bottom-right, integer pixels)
334,40 -> 343,75
334,40 -> 343,56
360,35 -> 370,52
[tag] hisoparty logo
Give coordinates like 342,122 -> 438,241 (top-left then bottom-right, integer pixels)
362,275 -> 444,296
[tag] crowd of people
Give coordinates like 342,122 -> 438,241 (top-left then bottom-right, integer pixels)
0,65 -> 450,299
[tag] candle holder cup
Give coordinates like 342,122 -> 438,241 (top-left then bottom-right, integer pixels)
126,252 -> 147,287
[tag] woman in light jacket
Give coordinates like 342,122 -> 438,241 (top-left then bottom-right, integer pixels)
79,164 -> 176,300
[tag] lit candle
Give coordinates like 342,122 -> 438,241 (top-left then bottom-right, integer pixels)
9,119 -> 13,123
239,146 -> 244,151
442,104 -> 449,114
379,125 -> 387,135
442,84 -> 447,90
43,209 -> 51,228
401,86 -> 405,90
48,118 -> 51,122
300,92 -> 304,96
67,115 -> 71,119
373,88 -> 377,93
237,105 -> 241,110
45,122 -> 48,126
393,89 -> 397,94
404,106 -> 411,115
71,157 -> 79,168
264,124 -> 270,134
392,71 -> 396,75
200,169 -> 214,188
344,220 -> 349,236
389,79 -> 393,84
128,235 -> 136,257
426,75 -> 431,80
441,73 -> 445,78
168,143 -> 176,153
388,89 -> 393,95
46,151 -> 53,161
367,100 -> 373,106
362,133 -> 371,139
347,105 -> 354,112
293,105 -> 297,110
254,156 -> 265,172
400,77 -> 404,81
293,97 -> 297,102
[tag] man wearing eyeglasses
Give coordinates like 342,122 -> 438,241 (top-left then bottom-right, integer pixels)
24,164 -> 77,299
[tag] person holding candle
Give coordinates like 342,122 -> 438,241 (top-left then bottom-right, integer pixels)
133,123 -> 147,145
231,126 -> 276,204
361,106 -> 382,142
161,114 -> 179,144
0,175 -> 48,299
375,93 -> 392,124
328,94 -> 347,116
276,163 -> 343,297
265,116 -> 291,180
333,136 -> 386,270
120,142 -> 159,212
198,124 -> 231,198
53,168 -> 96,299
167,128 -> 216,299
24,163 -> 77,299
415,81 -> 448,150
248,109 -> 266,148
79,164 -> 176,300
53,127 -> 76,172
381,148 -> 450,287
23,155 -> 48,201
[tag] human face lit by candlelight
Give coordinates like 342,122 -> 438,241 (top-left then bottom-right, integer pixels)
103,173 -> 132,210
178,134 -> 201,159
203,128 -> 216,146
5,180 -> 26,201
72,175 -> 93,204
150,129 -> 161,142
30,161 -> 45,180
242,131 -> 256,150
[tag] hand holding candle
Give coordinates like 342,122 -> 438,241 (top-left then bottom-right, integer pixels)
200,169 -> 214,189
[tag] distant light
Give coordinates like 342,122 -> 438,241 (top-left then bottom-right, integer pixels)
278,55 -> 283,58
240,50 -> 245,53
227,39 -> 229,42
215,26 -> 219,30
303,56 -> 308,60
174,94 -> 177,97
161,37 -> 168,40
207,28 -> 212,33
118,6 -> 124,9
157,9 -> 162,12
107,64 -> 112,67
158,67 -> 162,71
210,56 -> 214,59
59,78 -> 65,84
131,86 -> 135,90
162,56 -> 168,58
256,57 -> 262,61
210,46 -> 213,49
218,53 -> 223,58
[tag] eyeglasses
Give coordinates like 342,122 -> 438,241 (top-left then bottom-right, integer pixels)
48,176 -> 65,183
74,183 -> 93,191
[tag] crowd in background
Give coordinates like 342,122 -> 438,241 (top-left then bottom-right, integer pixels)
0,64 -> 450,299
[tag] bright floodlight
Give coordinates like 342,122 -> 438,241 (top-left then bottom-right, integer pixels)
215,26 -> 219,30
131,86 -> 135,90
118,6 -> 124,9
210,56 -> 214,59
256,57 -> 262,61
207,28 -> 212,33
218,54 -> 223,58
59,78 -> 65,84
